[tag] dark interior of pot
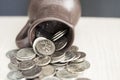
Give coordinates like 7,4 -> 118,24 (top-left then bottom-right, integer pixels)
32,20 -> 74,52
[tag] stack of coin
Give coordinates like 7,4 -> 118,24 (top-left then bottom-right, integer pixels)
6,44 -> 90,80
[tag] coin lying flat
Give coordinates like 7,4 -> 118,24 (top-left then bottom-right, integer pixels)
51,52 -> 65,63
8,63 -> 18,71
7,71 -> 23,80
34,56 -> 51,66
56,69 -> 78,79
21,66 -> 41,79
54,36 -> 68,51
42,76 -> 60,80
39,65 -> 56,79
18,60 -> 35,70
73,52 -> 86,63
10,56 -> 20,65
33,37 -> 55,56
66,61 -> 90,73
16,48 -> 36,61
60,51 -> 76,63
69,46 -> 79,52
6,49 -> 19,59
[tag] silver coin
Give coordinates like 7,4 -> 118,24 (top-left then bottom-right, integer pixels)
51,52 -> 65,63
33,56 -> 51,66
21,66 -> 41,79
18,60 -> 35,70
66,61 -> 90,73
56,69 -> 78,79
10,56 -> 20,65
42,76 -> 60,80
76,78 -> 91,80
8,63 -> 18,71
52,62 -> 68,70
60,51 -> 76,63
73,52 -> 86,63
7,71 -> 23,80
69,46 -> 79,52
72,52 -> 81,61
54,36 -> 68,51
16,48 -> 36,61
33,37 -> 55,56
6,49 -> 19,59
39,65 -> 56,79
52,29 -> 67,41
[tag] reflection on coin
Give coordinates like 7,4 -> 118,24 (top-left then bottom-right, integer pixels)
33,37 -> 55,56
34,56 -> 51,66
76,78 -> 91,80
18,60 -> 35,70
42,76 -> 60,80
6,49 -> 19,59
7,71 -> 23,80
56,69 -> 78,79
51,52 -> 65,63
60,51 -> 76,63
69,46 -> 79,52
54,36 -> 68,51
8,63 -> 18,71
22,66 -> 41,79
39,65 -> 55,79
73,52 -> 86,63
16,48 -> 36,61
72,52 -> 81,61
66,61 -> 90,73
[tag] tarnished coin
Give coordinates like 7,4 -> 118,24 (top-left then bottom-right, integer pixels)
21,66 -> 41,79
56,69 -> 78,79
7,71 -> 23,80
73,52 -> 86,63
54,36 -> 68,51
42,76 -> 60,80
18,60 -> 35,70
51,52 -> 65,63
76,78 -> 91,80
69,46 -> 79,52
52,29 -> 67,41
39,65 -> 56,79
34,56 -> 51,66
33,37 -> 55,56
60,51 -> 76,63
8,63 -> 18,71
66,61 -> 90,73
16,48 -> 36,61
6,49 -> 19,59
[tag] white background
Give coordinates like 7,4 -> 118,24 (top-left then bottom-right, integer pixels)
0,17 -> 120,80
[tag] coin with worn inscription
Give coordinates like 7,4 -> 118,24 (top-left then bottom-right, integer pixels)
21,66 -> 41,79
66,61 -> 90,73
42,76 -> 60,80
33,37 -> 55,56
54,36 -> 68,51
6,49 -> 19,59
8,63 -> 18,71
34,56 -> 51,66
7,71 -> 23,80
18,60 -> 35,70
56,69 -> 78,79
16,48 -> 36,61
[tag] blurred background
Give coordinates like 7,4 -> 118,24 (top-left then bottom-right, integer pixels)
0,0 -> 120,17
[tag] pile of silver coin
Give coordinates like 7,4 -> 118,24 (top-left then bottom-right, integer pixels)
6,30 -> 90,80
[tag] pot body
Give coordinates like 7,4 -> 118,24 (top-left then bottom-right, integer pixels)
16,0 -> 81,52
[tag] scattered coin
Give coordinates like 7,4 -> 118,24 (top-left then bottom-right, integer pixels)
21,66 -> 41,79
51,52 -> 65,63
18,60 -> 35,70
76,78 -> 91,80
66,61 -> 90,73
42,76 -> 60,80
54,36 -> 68,51
72,52 -> 81,61
69,46 -> 79,52
10,56 -> 20,65
6,49 -> 19,59
56,69 -> 78,79
33,37 -> 55,56
34,56 -> 51,66
16,48 -> 36,61
7,71 -> 23,80
8,63 -> 18,71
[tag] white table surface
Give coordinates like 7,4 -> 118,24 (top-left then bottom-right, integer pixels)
0,17 -> 120,80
